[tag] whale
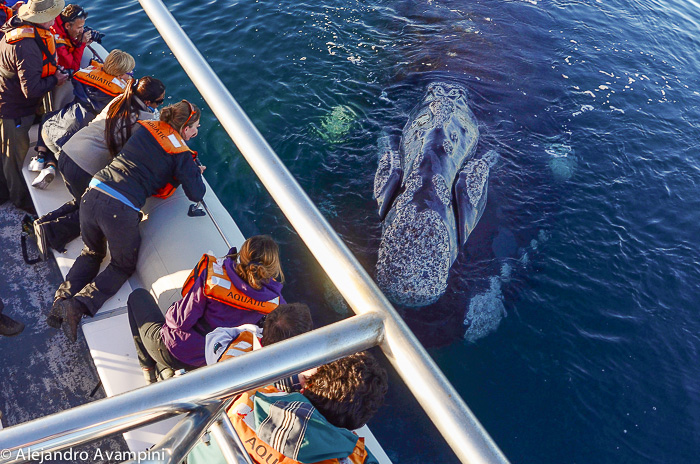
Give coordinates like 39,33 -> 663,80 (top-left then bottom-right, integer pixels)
373,82 -> 497,307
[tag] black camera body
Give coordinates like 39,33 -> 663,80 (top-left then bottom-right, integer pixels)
59,66 -> 75,78
84,26 -> 105,44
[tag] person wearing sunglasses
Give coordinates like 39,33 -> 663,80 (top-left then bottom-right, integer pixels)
50,100 -> 206,343
33,76 -> 166,264
51,4 -> 91,71
30,49 -> 136,189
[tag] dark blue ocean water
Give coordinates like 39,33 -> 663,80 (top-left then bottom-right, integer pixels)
90,0 -> 700,462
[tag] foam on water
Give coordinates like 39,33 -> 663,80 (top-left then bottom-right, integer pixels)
464,229 -> 549,342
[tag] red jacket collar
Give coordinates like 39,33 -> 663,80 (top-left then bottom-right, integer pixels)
51,15 -> 79,46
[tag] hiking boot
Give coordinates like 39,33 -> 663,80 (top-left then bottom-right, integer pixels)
0,314 -> 25,337
32,166 -> 56,190
28,156 -> 45,172
33,219 -> 49,261
58,298 -> 87,343
46,298 -> 64,329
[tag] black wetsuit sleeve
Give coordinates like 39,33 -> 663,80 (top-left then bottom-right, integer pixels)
174,151 -> 206,202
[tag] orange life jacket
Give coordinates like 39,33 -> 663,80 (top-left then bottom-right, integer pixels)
137,120 -> 191,154
4,25 -> 57,78
137,120 -> 196,199
229,386 -> 369,464
181,254 -> 280,314
54,35 -> 75,53
73,63 -> 127,97
216,329 -> 260,363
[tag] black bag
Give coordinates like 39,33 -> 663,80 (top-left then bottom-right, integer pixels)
20,214 -> 42,265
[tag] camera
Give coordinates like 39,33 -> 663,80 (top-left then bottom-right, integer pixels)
83,26 -> 105,44
58,66 -> 75,78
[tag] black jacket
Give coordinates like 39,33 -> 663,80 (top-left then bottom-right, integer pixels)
94,124 -> 205,208
0,17 -> 58,118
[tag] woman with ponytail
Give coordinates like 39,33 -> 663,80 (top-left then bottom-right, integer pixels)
50,100 -> 206,342
30,49 -> 137,189
33,76 -> 165,258
127,235 -> 286,382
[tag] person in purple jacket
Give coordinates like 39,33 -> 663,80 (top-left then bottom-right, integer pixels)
127,235 -> 286,383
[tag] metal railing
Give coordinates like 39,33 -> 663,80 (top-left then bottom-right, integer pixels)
0,1 -> 510,463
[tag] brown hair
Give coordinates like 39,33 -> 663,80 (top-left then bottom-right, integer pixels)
60,4 -> 87,24
229,235 -> 284,290
261,303 -> 313,346
160,99 -> 201,134
105,76 -> 165,157
303,352 -> 388,430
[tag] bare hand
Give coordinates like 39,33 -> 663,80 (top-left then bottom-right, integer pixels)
81,30 -> 92,44
54,69 -> 69,86
199,165 -> 207,174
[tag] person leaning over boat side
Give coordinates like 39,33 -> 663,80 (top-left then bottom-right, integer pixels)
204,301 -> 317,392
51,99 -> 205,342
127,235 -> 287,380
51,3 -> 91,72
34,76 -> 165,262
29,49 -> 135,189
0,0 -> 69,212
204,302 -> 312,367
204,352 -> 388,464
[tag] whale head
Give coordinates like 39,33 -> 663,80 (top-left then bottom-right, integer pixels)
376,203 -> 452,307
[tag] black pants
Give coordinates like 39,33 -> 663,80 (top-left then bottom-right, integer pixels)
127,288 -> 196,373
40,154 -> 92,251
55,188 -> 141,315
58,152 -> 92,200
0,116 -> 35,212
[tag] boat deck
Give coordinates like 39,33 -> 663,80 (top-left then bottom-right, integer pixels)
0,202 -> 127,461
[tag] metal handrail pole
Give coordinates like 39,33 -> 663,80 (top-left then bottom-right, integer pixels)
125,403 -> 223,464
0,313 -> 383,464
136,1 -> 509,463
201,199 -> 232,249
210,412 -> 255,464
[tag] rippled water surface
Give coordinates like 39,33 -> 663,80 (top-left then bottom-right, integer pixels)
88,0 -> 700,462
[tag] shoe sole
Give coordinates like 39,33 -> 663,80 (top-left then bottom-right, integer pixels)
46,314 -> 62,329
32,171 -> 55,190
33,220 -> 49,261
59,300 -> 79,343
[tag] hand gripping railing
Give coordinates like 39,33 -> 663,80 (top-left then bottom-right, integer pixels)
0,2 -> 510,463
134,1 -> 509,463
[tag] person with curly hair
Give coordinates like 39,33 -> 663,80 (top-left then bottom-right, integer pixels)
208,351 -> 389,464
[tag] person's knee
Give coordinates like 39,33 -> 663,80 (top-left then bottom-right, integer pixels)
80,245 -> 106,260
128,288 -> 152,310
